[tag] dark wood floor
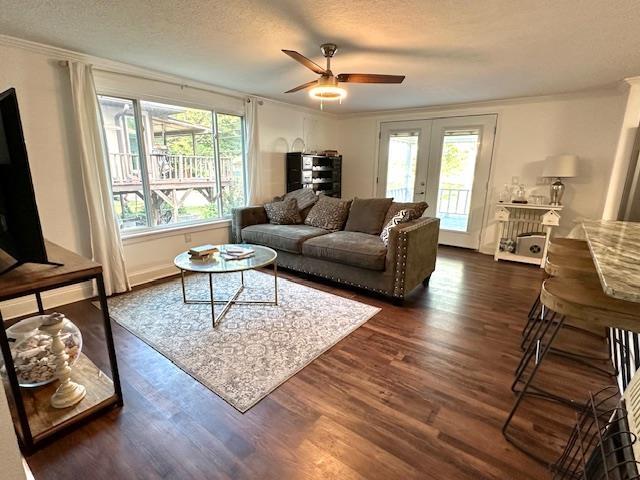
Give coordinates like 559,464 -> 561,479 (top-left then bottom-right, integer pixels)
25,247 -> 614,480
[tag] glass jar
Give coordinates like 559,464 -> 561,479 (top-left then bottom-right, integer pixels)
498,184 -> 511,203
1,313 -> 82,388
513,184 -> 527,203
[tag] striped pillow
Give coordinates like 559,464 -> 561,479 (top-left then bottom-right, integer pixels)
380,209 -> 411,246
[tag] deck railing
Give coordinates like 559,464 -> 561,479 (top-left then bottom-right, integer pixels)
109,152 -> 234,185
386,186 -> 471,216
386,187 -> 414,202
437,187 -> 470,216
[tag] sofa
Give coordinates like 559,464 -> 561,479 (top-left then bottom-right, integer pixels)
231,195 -> 440,301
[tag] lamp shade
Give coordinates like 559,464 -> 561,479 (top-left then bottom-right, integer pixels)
542,154 -> 579,178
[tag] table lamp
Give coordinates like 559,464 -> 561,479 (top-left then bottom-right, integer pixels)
542,154 -> 578,205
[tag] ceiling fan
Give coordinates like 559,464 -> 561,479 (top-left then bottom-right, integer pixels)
282,43 -> 405,106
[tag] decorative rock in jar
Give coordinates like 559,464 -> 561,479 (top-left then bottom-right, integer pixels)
1,313 -> 82,387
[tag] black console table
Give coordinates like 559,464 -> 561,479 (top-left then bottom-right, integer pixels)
0,241 -> 123,453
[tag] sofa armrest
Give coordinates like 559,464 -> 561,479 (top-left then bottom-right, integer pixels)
386,216 -> 440,297
231,206 -> 268,243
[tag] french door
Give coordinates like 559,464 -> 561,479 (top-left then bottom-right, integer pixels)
377,115 -> 497,249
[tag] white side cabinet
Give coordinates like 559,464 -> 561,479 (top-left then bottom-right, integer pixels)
494,203 -> 563,267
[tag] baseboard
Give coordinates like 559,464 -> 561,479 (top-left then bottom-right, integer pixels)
0,283 -> 94,320
0,263 -> 178,320
128,262 -> 179,287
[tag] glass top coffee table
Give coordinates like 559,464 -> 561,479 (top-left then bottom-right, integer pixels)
174,244 -> 278,327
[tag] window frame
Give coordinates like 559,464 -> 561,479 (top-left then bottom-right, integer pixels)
97,94 -> 247,238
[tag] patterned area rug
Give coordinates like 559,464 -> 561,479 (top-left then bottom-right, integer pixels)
106,270 -> 380,412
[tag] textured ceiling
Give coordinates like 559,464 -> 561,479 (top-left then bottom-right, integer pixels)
1,0 -> 640,112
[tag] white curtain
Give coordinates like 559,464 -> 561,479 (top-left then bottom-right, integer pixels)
245,96 -> 264,205
68,62 -> 130,295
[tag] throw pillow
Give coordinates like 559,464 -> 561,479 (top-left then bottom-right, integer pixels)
383,201 -> 428,227
283,188 -> 318,211
304,195 -> 352,231
264,198 -> 302,225
380,209 -> 412,246
344,197 -> 394,235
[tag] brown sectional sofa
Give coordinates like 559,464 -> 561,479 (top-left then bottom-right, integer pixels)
231,204 -> 440,300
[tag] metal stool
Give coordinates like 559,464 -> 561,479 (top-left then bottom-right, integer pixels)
524,238 -> 590,332
522,252 -> 602,348
547,238 -> 592,258
504,277 -> 638,459
520,253 -> 614,379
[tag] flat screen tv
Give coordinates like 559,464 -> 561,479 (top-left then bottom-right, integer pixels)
0,87 -> 57,275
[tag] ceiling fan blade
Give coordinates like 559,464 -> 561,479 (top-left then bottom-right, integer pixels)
337,73 -> 405,84
282,50 -> 326,75
284,79 -> 318,94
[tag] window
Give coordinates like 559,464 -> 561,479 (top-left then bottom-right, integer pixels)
385,132 -> 419,202
98,96 -> 246,232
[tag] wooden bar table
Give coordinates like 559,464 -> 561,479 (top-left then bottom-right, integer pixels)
582,219 -> 640,388
582,220 -> 640,303
0,241 -> 123,453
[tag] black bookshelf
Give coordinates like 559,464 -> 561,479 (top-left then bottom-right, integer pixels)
286,152 -> 342,198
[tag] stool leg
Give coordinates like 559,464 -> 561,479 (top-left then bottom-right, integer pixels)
521,297 -> 542,350
513,309 -> 556,388
545,347 -> 615,377
520,309 -> 615,378
520,303 -> 548,357
503,313 -> 566,437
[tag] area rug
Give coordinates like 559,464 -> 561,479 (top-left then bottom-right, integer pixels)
105,270 -> 380,412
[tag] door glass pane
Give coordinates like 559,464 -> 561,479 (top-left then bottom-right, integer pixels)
98,96 -> 148,230
140,101 -> 219,226
385,132 -> 418,201
436,130 -> 480,232
216,113 -> 246,215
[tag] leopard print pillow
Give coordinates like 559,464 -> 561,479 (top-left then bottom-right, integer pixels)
264,198 -> 302,225
304,195 -> 352,231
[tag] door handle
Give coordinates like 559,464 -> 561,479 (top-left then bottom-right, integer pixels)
417,191 -> 425,195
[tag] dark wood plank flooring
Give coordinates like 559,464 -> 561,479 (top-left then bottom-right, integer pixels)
24,247 -> 614,479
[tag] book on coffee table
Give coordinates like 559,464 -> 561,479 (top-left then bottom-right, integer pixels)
189,244 -> 219,258
221,246 -> 254,260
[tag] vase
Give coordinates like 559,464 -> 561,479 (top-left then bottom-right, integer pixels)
1,313 -> 82,388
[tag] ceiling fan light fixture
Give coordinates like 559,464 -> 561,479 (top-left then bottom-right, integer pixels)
308,85 -> 347,101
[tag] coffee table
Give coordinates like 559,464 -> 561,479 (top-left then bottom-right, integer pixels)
174,244 -> 278,327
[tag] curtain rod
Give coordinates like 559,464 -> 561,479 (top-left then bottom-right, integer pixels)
57,60 -> 263,105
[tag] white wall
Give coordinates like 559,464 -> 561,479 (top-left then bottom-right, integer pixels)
0,383 -> 26,480
259,100 -> 338,201
0,40 -> 336,317
335,89 -> 628,253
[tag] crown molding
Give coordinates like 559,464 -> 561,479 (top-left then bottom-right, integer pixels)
624,76 -> 640,87
338,83 -> 627,119
0,33 -> 337,118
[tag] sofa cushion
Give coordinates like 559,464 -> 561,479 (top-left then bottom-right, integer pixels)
283,188 -> 318,210
384,201 -> 428,227
264,198 -> 302,225
304,195 -> 352,231
301,231 -> 387,271
241,224 -> 328,253
344,197 -> 394,235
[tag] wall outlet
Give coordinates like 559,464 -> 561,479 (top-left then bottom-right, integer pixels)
184,233 -> 192,243
511,176 -> 519,185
